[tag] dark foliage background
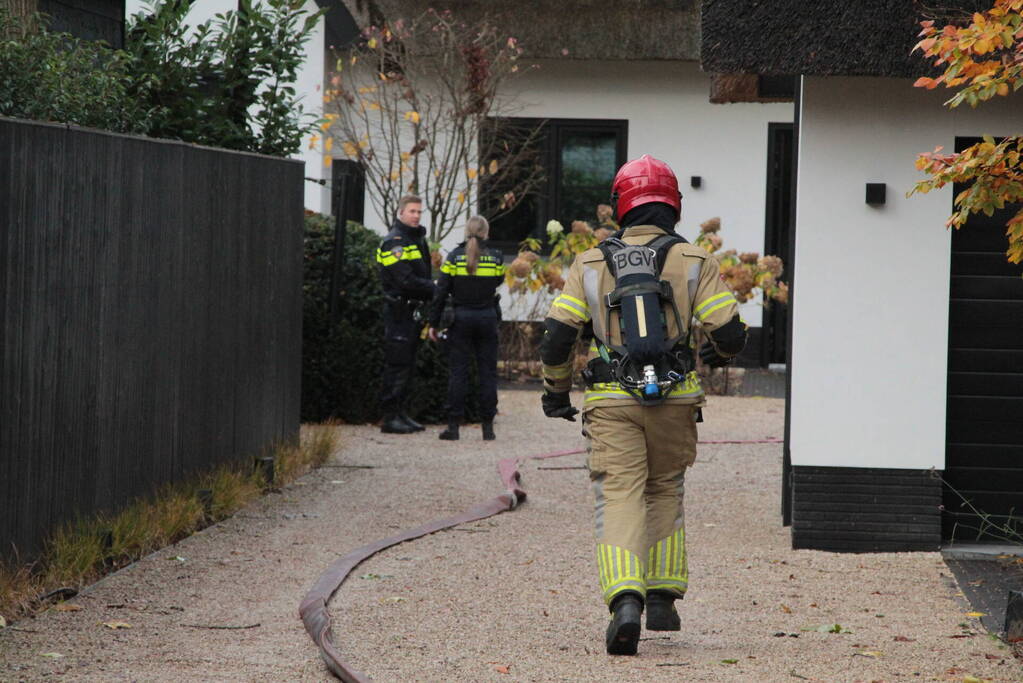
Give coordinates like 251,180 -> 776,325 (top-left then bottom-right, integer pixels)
301,213 -> 479,424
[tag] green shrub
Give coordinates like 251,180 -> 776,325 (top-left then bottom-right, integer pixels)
0,10 -> 147,133
301,213 -> 479,424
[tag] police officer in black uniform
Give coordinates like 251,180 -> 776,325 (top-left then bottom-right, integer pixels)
428,216 -> 505,441
376,195 -> 435,434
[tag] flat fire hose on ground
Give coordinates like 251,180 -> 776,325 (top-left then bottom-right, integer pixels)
299,438 -> 783,681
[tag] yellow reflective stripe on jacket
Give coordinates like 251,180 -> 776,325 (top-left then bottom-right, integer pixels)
552,293 -> 590,322
694,291 -> 737,321
440,260 -> 505,277
584,373 -> 703,403
376,245 -> 425,267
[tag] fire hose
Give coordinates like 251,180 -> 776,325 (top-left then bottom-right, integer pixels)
299,438 -> 782,681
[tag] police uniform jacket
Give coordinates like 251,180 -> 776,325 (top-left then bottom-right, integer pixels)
375,219 -> 434,301
428,241 -> 506,326
541,225 -> 746,410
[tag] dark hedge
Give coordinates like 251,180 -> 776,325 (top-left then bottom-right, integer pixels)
301,213 -> 478,424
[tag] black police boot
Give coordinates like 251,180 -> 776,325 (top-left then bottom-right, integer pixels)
380,414 -> 415,434
646,591 -> 681,631
438,422 -> 459,440
399,413 -> 425,432
481,420 -> 495,441
605,593 -> 643,656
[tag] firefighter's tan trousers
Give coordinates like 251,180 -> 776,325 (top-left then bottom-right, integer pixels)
584,403 -> 697,606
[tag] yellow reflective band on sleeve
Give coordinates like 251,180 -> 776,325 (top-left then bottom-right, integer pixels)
544,363 -> 573,379
694,291 -> 737,321
375,248 -> 399,266
552,294 -> 590,322
440,260 -> 455,275
401,246 -> 423,260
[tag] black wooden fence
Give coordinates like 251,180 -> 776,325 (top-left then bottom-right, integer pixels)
0,117 -> 304,560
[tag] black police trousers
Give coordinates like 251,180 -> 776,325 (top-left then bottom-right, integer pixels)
380,299 -> 419,416
446,308 -> 498,421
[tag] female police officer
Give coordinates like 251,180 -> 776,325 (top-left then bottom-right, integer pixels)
428,216 -> 505,441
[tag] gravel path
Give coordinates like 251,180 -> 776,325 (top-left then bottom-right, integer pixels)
2,390 -> 1019,682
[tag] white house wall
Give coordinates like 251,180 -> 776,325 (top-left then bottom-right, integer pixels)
124,0 -> 329,213
791,75 -> 1021,470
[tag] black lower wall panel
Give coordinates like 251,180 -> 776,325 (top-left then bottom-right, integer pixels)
791,466 -> 942,552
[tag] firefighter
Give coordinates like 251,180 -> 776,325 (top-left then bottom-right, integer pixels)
376,195 -> 435,434
539,155 -> 747,655
427,216 -> 505,441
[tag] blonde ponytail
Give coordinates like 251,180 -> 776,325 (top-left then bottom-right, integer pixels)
464,215 -> 490,275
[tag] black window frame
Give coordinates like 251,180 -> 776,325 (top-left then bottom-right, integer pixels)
483,117 -> 628,254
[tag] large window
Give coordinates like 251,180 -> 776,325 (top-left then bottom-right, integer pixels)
483,118 -> 628,252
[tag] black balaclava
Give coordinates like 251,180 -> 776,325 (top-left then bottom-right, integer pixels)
619,202 -> 681,235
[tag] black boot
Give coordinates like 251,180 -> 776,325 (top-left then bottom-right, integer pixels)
481,420 -> 495,441
605,593 -> 643,656
380,414 -> 415,434
438,422 -> 459,440
646,591 -> 681,631
399,413 -> 425,432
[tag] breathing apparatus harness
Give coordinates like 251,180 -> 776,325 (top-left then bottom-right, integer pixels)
582,233 -> 694,406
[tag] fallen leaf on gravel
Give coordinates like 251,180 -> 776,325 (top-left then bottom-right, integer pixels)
720,658 -> 738,665
0,616 -> 6,628
780,604 -> 792,613
493,664 -> 510,674
962,676 -> 985,683
171,556 -> 186,563
853,650 -> 883,658
358,573 -> 392,580
893,635 -> 915,642
965,611 -> 986,618
54,604 -> 82,612
379,597 -> 405,604
802,623 -> 850,634
40,652 -> 64,658
102,621 -> 132,630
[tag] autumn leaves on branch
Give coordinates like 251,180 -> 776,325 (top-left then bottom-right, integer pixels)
911,0 -> 1023,265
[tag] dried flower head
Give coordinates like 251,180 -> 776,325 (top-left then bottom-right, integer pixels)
509,257 -> 532,277
774,281 -> 789,304
520,251 -> 540,263
722,265 -> 755,302
594,227 -> 615,242
596,204 -> 613,222
571,220 -> 593,235
758,255 -> 783,278
546,219 -> 564,237
700,216 -> 721,233
739,252 -> 759,265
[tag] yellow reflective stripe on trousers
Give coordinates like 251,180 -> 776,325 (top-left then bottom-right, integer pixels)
596,544 -> 646,605
694,291 -> 736,321
544,363 -> 573,379
645,527 -> 688,595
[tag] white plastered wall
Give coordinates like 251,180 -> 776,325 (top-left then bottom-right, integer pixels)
124,0 -> 329,212
790,75 -> 1022,470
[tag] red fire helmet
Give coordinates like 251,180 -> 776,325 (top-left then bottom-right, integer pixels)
610,154 -> 682,219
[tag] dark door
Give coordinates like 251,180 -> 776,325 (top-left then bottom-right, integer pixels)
944,137 -> 1023,542
762,122 -> 793,367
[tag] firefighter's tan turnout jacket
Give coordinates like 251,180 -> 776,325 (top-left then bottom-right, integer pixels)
542,225 -> 744,410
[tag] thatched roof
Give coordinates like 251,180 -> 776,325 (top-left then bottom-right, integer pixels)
340,0 -> 701,60
701,0 -> 990,77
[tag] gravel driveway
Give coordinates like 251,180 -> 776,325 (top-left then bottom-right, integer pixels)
2,390 -> 1019,682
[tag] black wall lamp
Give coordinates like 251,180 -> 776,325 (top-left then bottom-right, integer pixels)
690,176 -> 702,189
865,183 -> 886,205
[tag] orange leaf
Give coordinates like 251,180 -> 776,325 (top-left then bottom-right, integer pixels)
494,665 -> 511,674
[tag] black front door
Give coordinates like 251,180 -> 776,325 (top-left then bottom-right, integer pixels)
944,137 -> 1023,542
763,122 -> 793,367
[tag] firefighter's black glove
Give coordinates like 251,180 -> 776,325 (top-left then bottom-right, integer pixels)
699,341 -> 733,368
542,391 -> 579,422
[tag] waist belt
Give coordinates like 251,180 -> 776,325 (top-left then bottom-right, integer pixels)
581,345 -> 695,388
